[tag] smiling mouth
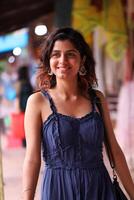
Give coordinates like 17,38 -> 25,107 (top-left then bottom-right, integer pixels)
57,67 -> 70,71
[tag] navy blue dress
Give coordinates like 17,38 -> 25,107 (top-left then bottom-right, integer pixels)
41,91 -> 116,200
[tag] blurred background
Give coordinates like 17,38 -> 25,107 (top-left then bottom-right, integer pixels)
0,0 -> 134,199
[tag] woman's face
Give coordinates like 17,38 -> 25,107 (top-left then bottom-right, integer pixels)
49,39 -> 82,80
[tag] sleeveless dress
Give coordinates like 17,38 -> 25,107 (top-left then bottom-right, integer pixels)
41,91 -> 116,200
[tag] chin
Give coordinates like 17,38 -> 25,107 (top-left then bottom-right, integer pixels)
56,73 -> 77,80
56,72 -> 67,79
58,74 -> 67,79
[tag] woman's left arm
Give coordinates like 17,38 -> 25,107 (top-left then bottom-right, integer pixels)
96,90 -> 134,200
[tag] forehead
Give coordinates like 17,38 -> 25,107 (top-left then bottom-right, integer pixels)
52,39 -> 77,51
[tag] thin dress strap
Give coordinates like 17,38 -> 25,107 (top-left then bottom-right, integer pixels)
41,90 -> 64,161
91,101 -> 97,113
41,90 -> 57,114
88,88 -> 97,113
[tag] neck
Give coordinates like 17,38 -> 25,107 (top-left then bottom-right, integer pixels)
55,78 -> 80,99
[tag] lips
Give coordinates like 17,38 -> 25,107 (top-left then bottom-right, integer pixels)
57,66 -> 71,71
57,65 -> 71,68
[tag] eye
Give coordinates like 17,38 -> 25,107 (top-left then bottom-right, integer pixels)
66,52 -> 76,57
50,52 -> 60,58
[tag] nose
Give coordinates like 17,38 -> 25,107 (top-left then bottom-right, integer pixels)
59,53 -> 67,63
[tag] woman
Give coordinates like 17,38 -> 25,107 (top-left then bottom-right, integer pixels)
22,27 -> 134,199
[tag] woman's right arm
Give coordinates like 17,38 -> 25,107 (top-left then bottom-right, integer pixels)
22,93 -> 42,199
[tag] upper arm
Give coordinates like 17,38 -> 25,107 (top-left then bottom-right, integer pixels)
24,93 -> 42,164
95,90 -> 120,155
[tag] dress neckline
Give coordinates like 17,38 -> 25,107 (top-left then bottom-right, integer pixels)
43,110 -> 96,126
56,111 -> 94,120
43,90 -> 94,115
41,90 -> 97,125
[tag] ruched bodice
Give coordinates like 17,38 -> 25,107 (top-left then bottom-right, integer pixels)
41,91 -> 116,200
42,110 -> 104,169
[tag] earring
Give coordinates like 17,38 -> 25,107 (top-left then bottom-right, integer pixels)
79,65 -> 87,76
48,69 -> 53,76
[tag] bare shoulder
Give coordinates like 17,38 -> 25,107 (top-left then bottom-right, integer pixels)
26,91 -> 51,122
94,89 -> 110,115
92,89 -> 108,110
26,91 -> 48,114
94,89 -> 106,102
27,91 -> 48,107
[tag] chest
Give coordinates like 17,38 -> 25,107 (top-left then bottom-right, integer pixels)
52,97 -> 93,118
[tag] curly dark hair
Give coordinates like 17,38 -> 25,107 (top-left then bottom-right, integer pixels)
36,27 -> 97,92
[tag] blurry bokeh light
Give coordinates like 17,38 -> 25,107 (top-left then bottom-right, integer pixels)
34,25 -> 47,36
8,56 -> 15,63
13,47 -> 22,56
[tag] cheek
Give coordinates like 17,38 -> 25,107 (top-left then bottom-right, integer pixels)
72,57 -> 81,67
49,59 -> 56,69
73,60 -> 81,70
